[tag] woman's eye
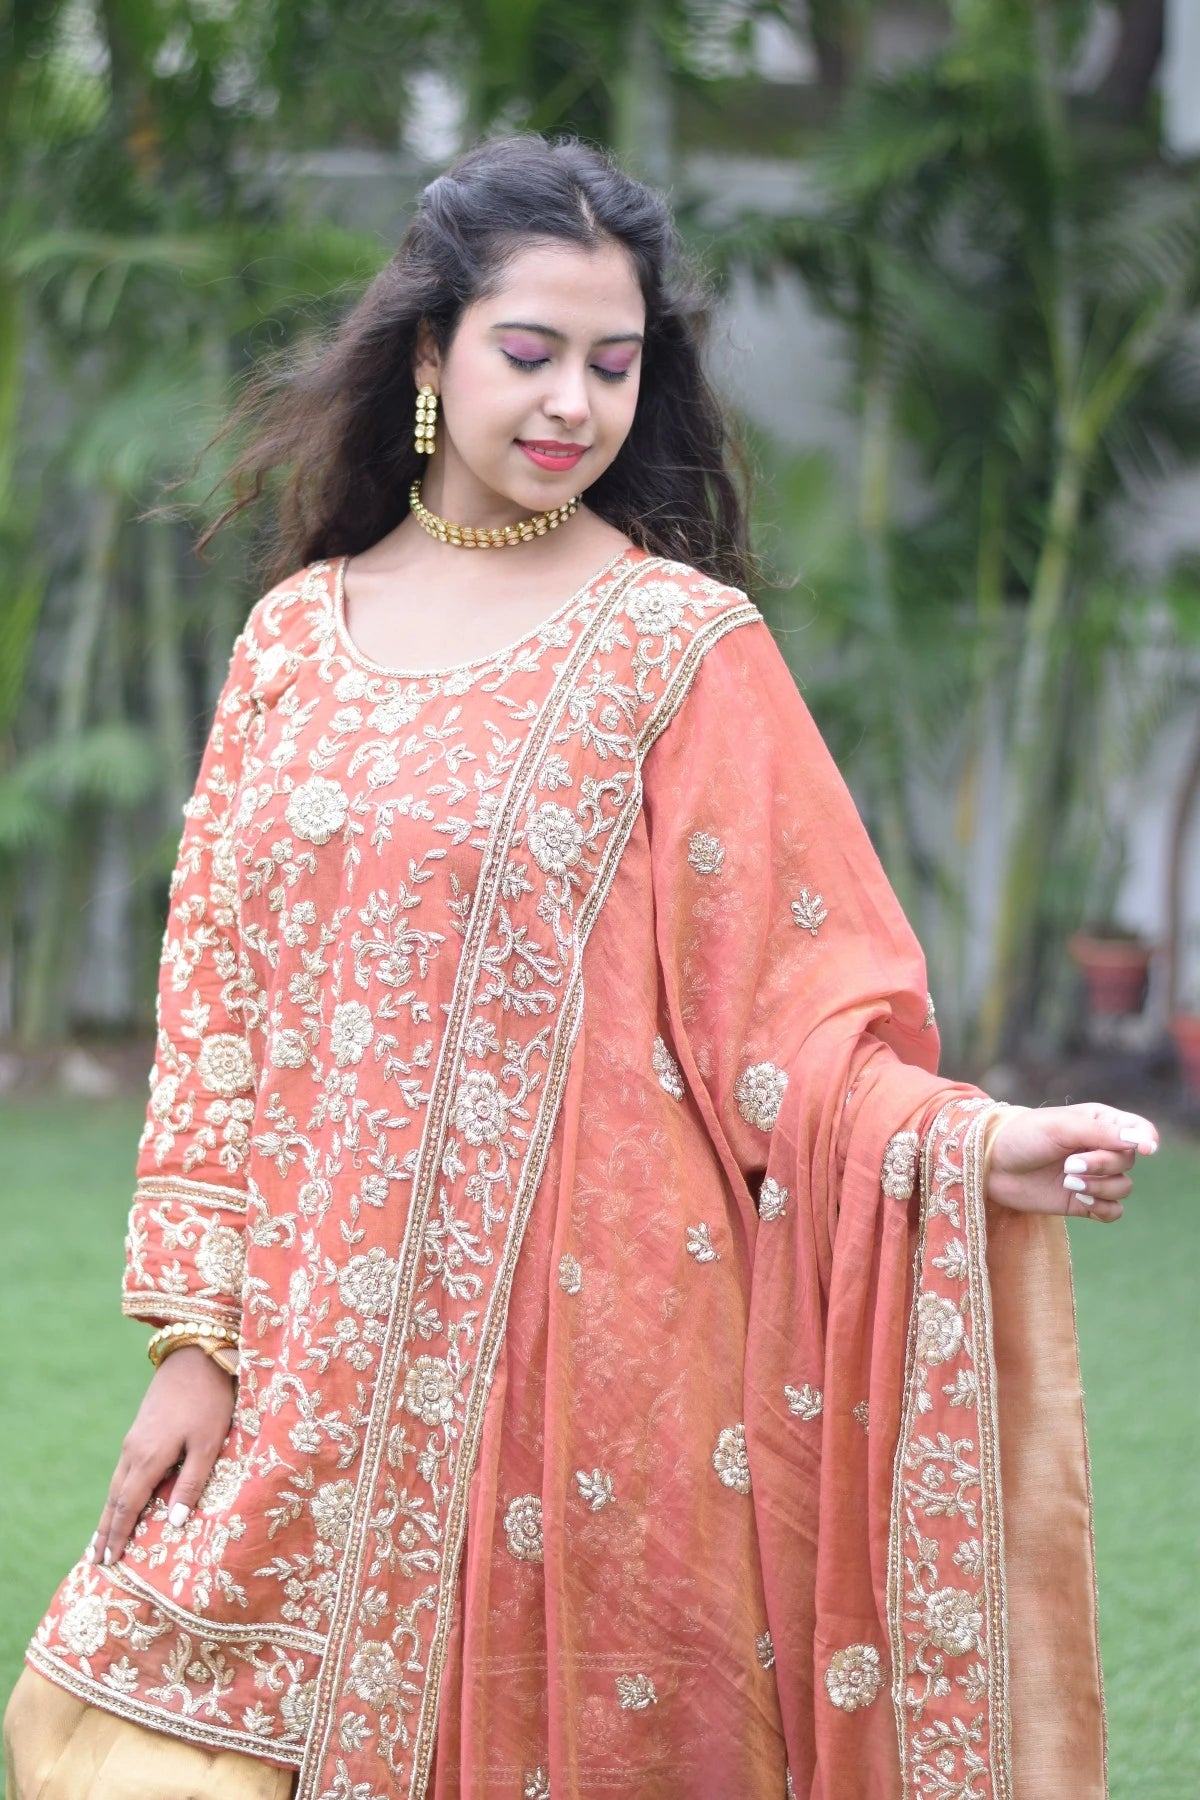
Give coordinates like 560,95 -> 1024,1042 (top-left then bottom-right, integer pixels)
501,349 -> 631,383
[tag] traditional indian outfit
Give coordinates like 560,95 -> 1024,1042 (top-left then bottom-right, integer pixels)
8,546 -> 1107,1799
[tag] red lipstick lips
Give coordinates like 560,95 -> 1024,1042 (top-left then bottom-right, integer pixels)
517,440 -> 588,471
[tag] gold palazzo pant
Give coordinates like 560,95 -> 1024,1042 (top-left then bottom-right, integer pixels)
3,1666 -> 297,1800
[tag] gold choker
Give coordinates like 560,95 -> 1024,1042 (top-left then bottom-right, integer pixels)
408,479 -> 579,549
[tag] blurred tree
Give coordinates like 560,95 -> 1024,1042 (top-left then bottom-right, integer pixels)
714,0 -> 1200,1062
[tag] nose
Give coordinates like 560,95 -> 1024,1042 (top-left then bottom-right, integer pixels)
543,363 -> 591,429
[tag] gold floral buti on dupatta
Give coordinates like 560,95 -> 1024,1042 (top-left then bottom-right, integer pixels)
27,550 -> 1105,1800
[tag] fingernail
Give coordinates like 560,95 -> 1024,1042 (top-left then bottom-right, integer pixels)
102,1547 -> 113,1565
1077,1192 -> 1095,1207
1064,1154 -> 1088,1174
1064,1174 -> 1089,1192
168,1503 -> 190,1528
83,1545 -> 95,1563
1118,1127 -> 1152,1148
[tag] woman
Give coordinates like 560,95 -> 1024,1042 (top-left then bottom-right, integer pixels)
5,133 -> 1155,1800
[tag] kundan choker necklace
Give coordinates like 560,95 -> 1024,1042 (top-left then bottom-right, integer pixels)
408,478 -> 580,549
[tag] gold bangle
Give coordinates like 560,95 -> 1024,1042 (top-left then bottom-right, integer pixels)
147,1319 -> 238,1368
981,1102 -> 1029,1191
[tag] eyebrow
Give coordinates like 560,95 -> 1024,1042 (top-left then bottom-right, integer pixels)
491,320 -> 644,347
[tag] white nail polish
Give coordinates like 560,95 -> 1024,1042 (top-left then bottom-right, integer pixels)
102,1547 -> 113,1565
1118,1127 -> 1149,1146
1077,1193 -> 1095,1207
1064,1174 -> 1089,1192
1064,1154 -> 1088,1174
83,1545 -> 95,1563
168,1502 -> 191,1528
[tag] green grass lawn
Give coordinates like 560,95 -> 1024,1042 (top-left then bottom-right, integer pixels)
1,1099 -> 1196,1795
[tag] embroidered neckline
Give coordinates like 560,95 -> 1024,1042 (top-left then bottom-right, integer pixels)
331,543 -> 644,680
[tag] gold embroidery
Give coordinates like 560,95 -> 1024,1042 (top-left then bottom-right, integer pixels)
852,1399 -> 870,1434
575,1468 -> 615,1511
784,1383 -> 823,1421
734,1060 -> 788,1132
824,1643 -> 882,1711
652,1032 -> 686,1100
687,829 -> 725,875
557,1253 -> 582,1295
712,1423 -> 752,1494
790,886 -> 828,936
503,1495 -> 544,1564
922,991 -> 936,1029
882,1128 -> 920,1201
685,1222 -> 720,1262
887,1099 -> 1012,1799
755,1630 -> 775,1670
758,1176 -> 789,1222
523,1770 -> 550,1800
615,1672 -> 658,1710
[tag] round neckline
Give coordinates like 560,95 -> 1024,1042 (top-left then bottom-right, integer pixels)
332,542 -> 645,680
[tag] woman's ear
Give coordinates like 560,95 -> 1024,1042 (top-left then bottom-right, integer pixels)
412,320 -> 441,392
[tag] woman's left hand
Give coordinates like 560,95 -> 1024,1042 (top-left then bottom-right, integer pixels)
986,1102 -> 1158,1223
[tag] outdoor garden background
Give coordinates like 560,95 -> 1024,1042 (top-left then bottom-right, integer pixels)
1,1 -> 1197,1793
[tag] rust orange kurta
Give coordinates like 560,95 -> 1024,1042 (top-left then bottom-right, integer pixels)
25,547 -> 1107,1798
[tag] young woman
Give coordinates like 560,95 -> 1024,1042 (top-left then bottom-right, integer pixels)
5,133 -> 1154,1800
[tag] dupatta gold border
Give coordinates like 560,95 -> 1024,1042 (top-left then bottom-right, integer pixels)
887,1096 -> 1013,1800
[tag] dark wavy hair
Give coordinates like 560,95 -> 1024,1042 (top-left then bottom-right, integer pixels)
195,132 -> 754,592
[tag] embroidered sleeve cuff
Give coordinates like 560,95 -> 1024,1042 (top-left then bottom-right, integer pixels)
122,1174 -> 248,1328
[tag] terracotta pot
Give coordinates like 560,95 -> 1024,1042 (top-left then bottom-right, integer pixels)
1170,1012 -> 1200,1100
1066,932 -> 1153,1016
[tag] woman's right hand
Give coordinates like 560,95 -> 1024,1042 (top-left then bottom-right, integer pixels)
88,1346 -> 236,1569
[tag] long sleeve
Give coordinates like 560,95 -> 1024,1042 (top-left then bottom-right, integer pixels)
122,625 -> 262,1331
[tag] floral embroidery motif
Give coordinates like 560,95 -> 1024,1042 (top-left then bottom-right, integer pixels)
615,1673 -> 658,1711
196,1033 -> 255,1096
525,800 -> 585,875
922,991 -> 936,1029
575,1468 -> 615,1511
790,886 -> 828,936
687,830 -> 725,875
625,578 -> 686,636
652,1033 -> 685,1100
401,1353 -> 457,1425
758,1176 -> 789,1222
784,1383 -> 823,1421
557,1253 -> 582,1295
756,1630 -> 775,1670
735,1061 -> 788,1133
686,1222 -> 720,1262
309,1480 -> 356,1550
915,1292 -> 966,1365
824,1643 -> 882,1712
882,1128 -> 920,1201
329,999 -> 373,1067
712,1423 -> 752,1494
349,1639 -> 403,1710
852,1400 -> 870,1434
453,1068 -> 511,1145
524,1770 -> 551,1800
503,1495 -> 544,1563
195,1222 -> 245,1296
59,1595 -> 108,1658
285,774 -> 348,844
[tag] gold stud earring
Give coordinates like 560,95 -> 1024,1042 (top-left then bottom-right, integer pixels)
415,384 -> 438,455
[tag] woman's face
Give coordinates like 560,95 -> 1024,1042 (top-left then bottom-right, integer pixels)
414,237 -> 646,525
